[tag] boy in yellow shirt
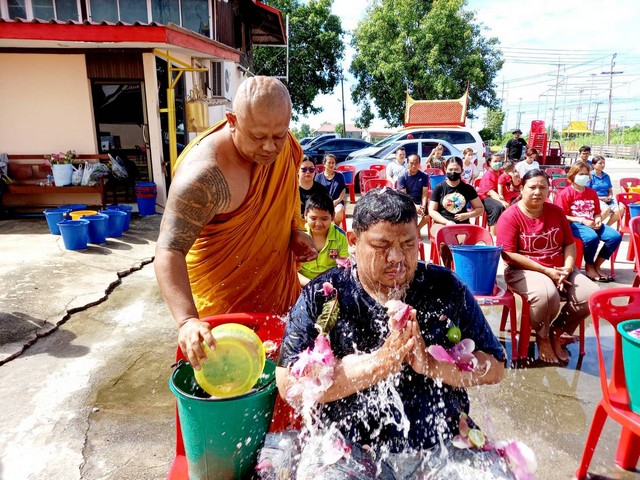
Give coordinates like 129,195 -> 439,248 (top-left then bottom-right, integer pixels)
298,193 -> 349,286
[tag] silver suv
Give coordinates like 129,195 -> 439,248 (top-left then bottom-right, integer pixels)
349,126 -> 486,166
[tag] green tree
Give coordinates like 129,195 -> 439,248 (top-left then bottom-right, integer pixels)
299,123 -> 312,138
251,0 -> 345,119
334,123 -> 344,135
479,108 -> 505,142
350,0 -> 502,127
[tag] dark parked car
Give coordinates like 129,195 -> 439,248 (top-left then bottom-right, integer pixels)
303,138 -> 373,163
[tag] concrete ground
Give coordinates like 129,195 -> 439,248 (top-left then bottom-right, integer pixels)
0,158 -> 639,480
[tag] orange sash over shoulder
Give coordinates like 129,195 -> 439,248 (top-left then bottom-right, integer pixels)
174,120 -> 304,318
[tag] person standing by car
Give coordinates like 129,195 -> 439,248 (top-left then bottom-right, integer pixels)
505,129 -> 527,161
386,147 -> 407,184
316,153 -> 346,226
398,154 -> 430,233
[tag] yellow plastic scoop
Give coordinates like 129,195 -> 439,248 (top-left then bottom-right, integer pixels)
194,323 -> 266,398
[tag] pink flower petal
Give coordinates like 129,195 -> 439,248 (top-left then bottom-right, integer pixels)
452,434 -> 472,449
255,459 -> 272,470
321,282 -> 335,296
336,257 -> 351,269
458,413 -> 470,436
504,441 -> 537,480
427,345 -> 456,363
449,338 -> 475,358
385,300 -> 412,330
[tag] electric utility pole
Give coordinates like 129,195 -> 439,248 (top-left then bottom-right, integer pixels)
602,53 -> 623,144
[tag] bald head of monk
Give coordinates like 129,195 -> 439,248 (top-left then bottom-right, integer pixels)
226,76 -> 292,165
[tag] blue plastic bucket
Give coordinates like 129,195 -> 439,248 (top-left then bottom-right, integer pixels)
82,214 -> 109,245
58,220 -> 89,250
99,209 -> 127,238
44,207 -> 72,235
106,205 -> 133,231
61,204 -> 88,212
429,174 -> 446,189
617,319 -> 640,414
450,245 -> 503,295
629,203 -> 640,219
137,196 -> 156,216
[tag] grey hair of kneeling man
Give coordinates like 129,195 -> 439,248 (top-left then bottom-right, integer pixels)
352,188 -> 417,235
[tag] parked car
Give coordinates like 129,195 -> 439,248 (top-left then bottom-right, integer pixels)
304,133 -> 341,150
298,137 -> 314,146
303,138 -> 373,163
340,139 -> 462,191
347,126 -> 486,167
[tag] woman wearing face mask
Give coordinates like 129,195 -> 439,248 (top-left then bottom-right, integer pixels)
428,157 -> 484,242
477,154 -> 510,235
555,161 -> 622,282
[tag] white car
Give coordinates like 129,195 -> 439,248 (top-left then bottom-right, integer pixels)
350,126 -> 486,167
340,138 -> 462,191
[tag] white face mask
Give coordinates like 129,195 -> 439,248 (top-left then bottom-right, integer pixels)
575,174 -> 590,187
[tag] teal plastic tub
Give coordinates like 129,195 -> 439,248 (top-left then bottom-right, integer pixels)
617,319 -> 640,414
169,359 -> 277,480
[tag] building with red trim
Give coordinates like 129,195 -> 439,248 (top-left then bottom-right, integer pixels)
0,0 -> 286,207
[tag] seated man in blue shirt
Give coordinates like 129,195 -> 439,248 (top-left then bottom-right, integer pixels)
397,153 -> 430,234
276,188 -> 508,478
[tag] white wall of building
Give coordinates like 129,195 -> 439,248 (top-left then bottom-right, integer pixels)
0,53 -> 97,154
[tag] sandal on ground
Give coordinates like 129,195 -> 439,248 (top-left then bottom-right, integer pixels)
586,275 -> 609,283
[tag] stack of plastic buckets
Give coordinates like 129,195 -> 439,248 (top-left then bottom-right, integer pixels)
135,182 -> 157,216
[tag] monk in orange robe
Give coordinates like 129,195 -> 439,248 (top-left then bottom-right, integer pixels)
155,76 -> 317,369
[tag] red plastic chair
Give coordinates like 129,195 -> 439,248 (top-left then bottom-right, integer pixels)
576,288 -> 640,479
167,313 -> 297,480
435,224 -> 518,360
314,164 -> 325,174
616,192 -> 640,262
549,177 -> 569,203
573,234 -> 618,279
544,167 -> 566,177
620,177 -> 640,192
363,178 -> 393,193
424,167 -> 444,176
359,169 -> 380,192
369,164 -> 387,178
336,165 -> 357,203
471,177 -> 488,229
631,217 -> 640,288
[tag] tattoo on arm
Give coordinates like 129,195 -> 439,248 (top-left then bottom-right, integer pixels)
157,166 -> 231,254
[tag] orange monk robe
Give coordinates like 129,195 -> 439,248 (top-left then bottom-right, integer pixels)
174,120 -> 305,318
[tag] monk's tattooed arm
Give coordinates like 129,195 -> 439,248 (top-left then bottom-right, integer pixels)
157,166 -> 231,254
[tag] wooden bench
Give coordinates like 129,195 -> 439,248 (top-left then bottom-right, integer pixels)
2,154 -> 109,214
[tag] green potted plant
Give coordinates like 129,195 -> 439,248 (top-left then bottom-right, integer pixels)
45,150 -> 76,186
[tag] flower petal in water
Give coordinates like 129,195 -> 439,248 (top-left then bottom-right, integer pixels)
427,345 -> 456,363
452,434 -> 472,449
336,257 -> 351,269
503,440 -> 537,480
385,300 -> 412,330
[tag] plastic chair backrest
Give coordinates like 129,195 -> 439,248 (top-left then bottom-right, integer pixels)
436,224 -> 494,250
615,192 -> 640,231
336,165 -> 356,185
424,168 -> 444,176
315,164 -> 325,174
473,177 -> 482,190
363,178 -> 393,192
545,167 -> 565,176
369,164 -> 387,175
589,288 -> 640,408
551,177 -> 568,190
359,169 -> 381,189
620,177 -> 640,192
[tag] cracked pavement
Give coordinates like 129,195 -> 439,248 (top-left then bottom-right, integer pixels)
1,159 -> 640,479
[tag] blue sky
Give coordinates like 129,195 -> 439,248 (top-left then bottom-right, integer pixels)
293,0 -> 640,133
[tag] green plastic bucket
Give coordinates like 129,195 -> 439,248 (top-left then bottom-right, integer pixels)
169,359 -> 277,480
617,319 -> 640,414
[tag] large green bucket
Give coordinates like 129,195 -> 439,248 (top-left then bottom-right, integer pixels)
618,320 -> 640,414
169,359 -> 277,479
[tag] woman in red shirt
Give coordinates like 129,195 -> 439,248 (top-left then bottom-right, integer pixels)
477,154 -> 510,235
497,169 -> 599,364
554,161 -> 622,282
